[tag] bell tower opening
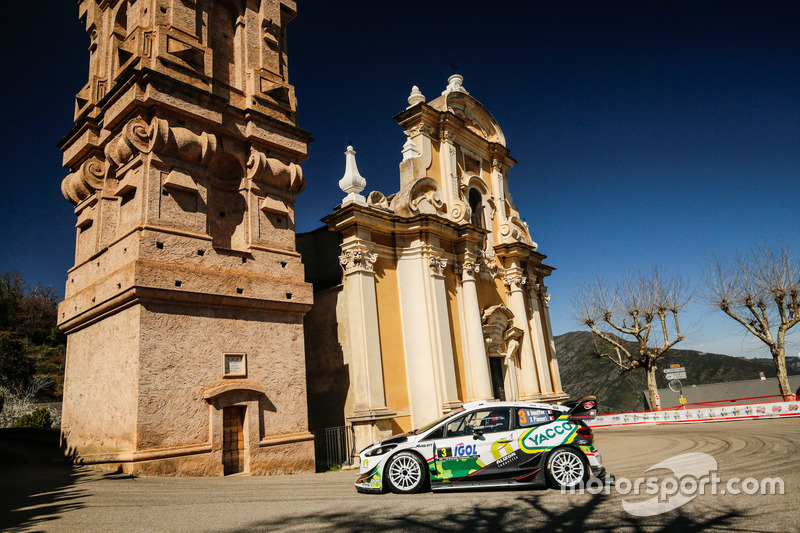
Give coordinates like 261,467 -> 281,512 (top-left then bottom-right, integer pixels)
468,188 -> 484,229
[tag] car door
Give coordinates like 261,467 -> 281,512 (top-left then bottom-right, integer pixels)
431,408 -> 514,485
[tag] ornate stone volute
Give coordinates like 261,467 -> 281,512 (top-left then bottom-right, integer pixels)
247,148 -> 304,193
503,272 -> 527,292
454,259 -> 481,281
104,117 -> 152,169
61,156 -> 106,205
426,253 -> 448,276
339,245 -> 378,273
102,116 -> 223,173
389,177 -> 446,217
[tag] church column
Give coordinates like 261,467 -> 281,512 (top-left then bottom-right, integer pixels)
438,129 -> 459,214
526,280 -> 555,395
339,243 -> 392,418
490,158 -> 511,242
503,268 -> 542,399
532,281 -> 563,395
397,244 -> 460,427
426,252 -> 462,411
456,256 -> 493,401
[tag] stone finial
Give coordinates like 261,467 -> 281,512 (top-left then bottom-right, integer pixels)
407,85 -> 426,107
339,145 -> 367,206
442,74 -> 469,96
401,138 -> 421,161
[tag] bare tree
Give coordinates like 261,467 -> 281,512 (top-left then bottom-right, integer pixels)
573,269 -> 689,410
704,245 -> 799,400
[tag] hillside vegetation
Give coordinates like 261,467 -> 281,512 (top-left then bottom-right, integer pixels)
555,331 -> 798,413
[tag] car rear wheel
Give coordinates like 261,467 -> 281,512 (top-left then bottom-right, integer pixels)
545,447 -> 588,489
385,452 -> 427,494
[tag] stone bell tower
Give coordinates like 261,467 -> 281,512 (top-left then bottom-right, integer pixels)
58,0 -> 314,475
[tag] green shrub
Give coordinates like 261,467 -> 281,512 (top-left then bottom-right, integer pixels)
13,406 -> 52,428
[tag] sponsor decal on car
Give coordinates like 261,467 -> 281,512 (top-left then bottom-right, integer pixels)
518,421 -> 577,453
437,443 -> 479,461
490,438 -> 514,459
496,450 -> 519,469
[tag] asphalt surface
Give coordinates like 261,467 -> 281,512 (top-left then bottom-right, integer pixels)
1,418 -> 797,532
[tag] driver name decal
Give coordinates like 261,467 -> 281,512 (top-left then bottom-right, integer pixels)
518,421 -> 577,453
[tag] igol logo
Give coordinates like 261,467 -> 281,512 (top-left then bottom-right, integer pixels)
438,443 -> 478,459
519,421 -> 576,453
454,443 -> 477,457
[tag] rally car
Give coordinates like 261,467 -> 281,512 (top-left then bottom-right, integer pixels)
355,396 -> 606,494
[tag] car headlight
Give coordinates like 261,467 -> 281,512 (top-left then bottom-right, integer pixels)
364,444 -> 397,457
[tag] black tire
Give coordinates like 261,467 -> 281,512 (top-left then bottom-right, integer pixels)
544,447 -> 589,489
384,452 -> 428,494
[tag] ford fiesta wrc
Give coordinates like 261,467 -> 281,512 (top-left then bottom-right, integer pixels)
355,397 -> 608,494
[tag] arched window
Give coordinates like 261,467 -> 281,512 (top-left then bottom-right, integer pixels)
468,188 -> 485,229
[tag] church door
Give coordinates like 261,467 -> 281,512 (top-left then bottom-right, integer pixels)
489,357 -> 506,401
222,406 -> 245,474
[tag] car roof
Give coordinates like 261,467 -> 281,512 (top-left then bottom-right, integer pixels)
461,400 -> 569,413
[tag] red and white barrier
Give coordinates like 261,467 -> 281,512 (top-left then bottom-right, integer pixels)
587,401 -> 800,428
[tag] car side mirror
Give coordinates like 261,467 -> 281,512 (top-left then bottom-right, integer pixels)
472,428 -> 484,439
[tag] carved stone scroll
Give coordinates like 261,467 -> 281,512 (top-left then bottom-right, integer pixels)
61,157 -> 106,204
247,148 -> 305,193
104,117 -> 152,169
149,118 -> 219,167
389,177 -> 446,217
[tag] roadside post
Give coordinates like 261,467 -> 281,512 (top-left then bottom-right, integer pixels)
665,364 -> 688,408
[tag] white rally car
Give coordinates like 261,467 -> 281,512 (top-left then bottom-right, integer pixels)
355,397 -> 607,494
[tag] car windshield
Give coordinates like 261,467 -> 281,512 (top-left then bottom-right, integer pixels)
408,408 -> 465,435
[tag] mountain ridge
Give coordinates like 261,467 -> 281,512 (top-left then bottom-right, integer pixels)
554,331 -> 799,413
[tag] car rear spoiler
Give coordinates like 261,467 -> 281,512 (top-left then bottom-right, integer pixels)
561,396 -> 597,421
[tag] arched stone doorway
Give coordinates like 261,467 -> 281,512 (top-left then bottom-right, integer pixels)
482,304 -> 523,401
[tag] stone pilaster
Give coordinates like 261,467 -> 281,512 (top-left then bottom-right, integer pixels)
339,244 -> 394,419
503,268 -> 542,399
397,244 -> 461,427
455,256 -> 493,401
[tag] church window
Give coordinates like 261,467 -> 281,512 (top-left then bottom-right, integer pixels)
468,188 -> 485,229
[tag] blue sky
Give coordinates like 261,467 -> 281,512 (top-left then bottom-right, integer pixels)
1,1 -> 798,358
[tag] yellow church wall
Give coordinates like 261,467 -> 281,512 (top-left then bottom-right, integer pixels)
476,274 -> 504,310
373,257 -> 410,416
392,416 -> 412,434
444,270 -> 466,401
428,141 -> 442,186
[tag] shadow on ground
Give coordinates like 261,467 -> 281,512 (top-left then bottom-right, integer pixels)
226,493 -> 748,533
0,432 -> 96,531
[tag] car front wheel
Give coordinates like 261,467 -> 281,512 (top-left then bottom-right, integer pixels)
545,447 -> 588,489
385,452 -> 427,494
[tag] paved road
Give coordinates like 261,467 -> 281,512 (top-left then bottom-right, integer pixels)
1,418 -> 797,532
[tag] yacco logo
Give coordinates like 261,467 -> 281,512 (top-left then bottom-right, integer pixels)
582,401 -> 596,409
519,421 -> 576,453
621,453 -> 717,516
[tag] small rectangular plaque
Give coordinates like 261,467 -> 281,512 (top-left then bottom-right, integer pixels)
223,353 -> 246,377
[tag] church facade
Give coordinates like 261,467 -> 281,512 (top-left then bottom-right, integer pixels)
302,76 -> 566,454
